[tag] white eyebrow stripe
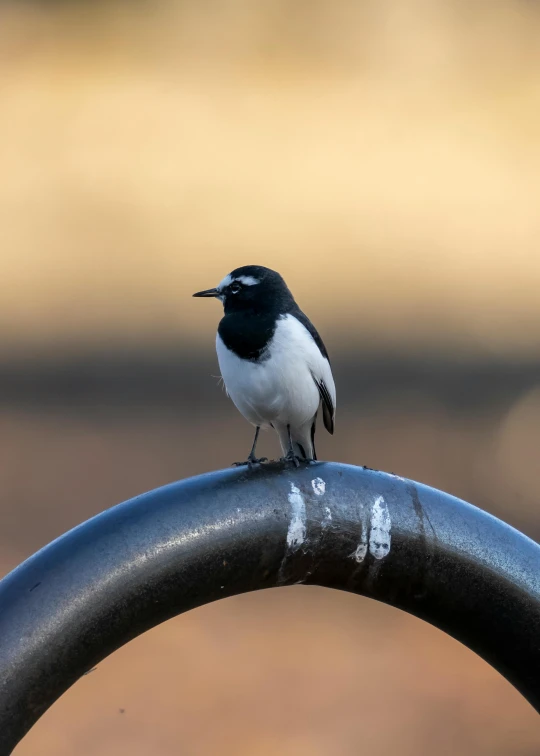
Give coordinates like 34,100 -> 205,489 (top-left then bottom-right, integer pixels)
217,274 -> 232,291
234,275 -> 259,286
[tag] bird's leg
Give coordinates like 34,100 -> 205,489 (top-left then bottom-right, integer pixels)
282,424 -> 301,467
233,426 -> 267,467
247,426 -> 268,464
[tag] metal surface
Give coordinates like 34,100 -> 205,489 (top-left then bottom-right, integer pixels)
0,461 -> 539,753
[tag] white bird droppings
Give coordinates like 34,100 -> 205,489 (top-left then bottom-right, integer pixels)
350,496 -> 392,563
353,538 -> 368,562
351,520 -> 368,562
369,496 -> 391,559
311,477 -> 326,496
286,483 -> 306,550
322,506 -> 333,528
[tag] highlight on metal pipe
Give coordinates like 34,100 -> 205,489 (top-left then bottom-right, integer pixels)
0,461 -> 539,754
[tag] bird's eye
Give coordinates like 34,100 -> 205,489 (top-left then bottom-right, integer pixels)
230,283 -> 241,294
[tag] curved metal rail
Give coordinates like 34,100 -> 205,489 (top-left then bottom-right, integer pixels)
0,462 -> 539,753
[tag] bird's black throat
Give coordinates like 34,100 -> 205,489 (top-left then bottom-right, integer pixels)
218,311 -> 278,361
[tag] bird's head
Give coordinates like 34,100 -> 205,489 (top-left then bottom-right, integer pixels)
193,265 -> 294,314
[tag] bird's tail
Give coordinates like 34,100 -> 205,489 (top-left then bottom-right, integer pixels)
277,417 -> 317,461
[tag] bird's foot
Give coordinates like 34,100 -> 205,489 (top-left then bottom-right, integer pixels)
232,456 -> 268,468
281,450 -> 302,468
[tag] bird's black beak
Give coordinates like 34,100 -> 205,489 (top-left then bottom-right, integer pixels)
192,288 -> 219,298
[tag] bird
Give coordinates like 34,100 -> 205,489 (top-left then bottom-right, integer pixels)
193,265 -> 336,466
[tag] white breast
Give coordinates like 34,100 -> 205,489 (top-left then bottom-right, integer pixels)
216,314 -> 335,430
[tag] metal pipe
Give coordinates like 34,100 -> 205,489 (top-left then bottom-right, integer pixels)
0,462 -> 539,753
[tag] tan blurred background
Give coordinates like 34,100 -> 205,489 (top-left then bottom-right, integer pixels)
1,0 -> 540,753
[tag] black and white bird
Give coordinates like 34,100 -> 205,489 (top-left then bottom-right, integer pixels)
193,265 -> 336,465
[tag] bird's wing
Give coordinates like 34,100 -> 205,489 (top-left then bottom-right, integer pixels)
314,377 -> 335,435
289,308 -> 336,434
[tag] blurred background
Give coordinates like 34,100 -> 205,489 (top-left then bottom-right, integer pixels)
1,0 -> 540,753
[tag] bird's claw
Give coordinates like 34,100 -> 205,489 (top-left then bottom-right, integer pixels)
281,451 -> 302,468
232,456 -> 268,468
